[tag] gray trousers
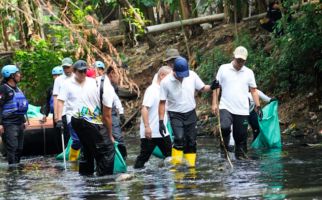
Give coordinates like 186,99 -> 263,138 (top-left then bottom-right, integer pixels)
220,109 -> 248,156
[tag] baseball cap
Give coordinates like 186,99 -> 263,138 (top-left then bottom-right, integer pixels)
164,48 -> 180,61
173,57 -> 189,78
73,60 -> 87,70
94,61 -> 105,69
233,46 -> 248,60
61,57 -> 73,67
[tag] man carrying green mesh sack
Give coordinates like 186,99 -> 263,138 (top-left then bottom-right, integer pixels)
134,66 -> 172,169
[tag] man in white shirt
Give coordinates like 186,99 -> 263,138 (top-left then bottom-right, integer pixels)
159,57 -> 217,167
134,66 -> 172,169
53,57 -> 80,160
212,46 -> 262,160
57,60 -> 116,176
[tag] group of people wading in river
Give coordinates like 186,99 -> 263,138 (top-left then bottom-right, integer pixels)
1,46 -> 277,176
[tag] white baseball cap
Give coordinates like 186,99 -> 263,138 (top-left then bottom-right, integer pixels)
233,46 -> 248,60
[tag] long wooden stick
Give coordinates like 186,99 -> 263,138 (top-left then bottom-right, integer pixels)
215,88 -> 233,169
217,107 -> 234,169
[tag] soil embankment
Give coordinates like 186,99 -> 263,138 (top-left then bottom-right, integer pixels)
117,21 -> 322,142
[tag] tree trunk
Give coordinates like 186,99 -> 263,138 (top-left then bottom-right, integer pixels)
0,15 -> 9,51
255,0 -> 267,14
223,0 -> 232,23
224,0 -> 247,23
15,10 -> 27,47
142,6 -> 156,25
19,0 -> 35,42
30,0 -> 44,39
180,0 -> 191,20
161,1 -> 172,23
217,0 -> 224,13
240,0 -> 249,18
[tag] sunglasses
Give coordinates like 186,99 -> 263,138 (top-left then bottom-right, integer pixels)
77,69 -> 87,73
236,58 -> 246,63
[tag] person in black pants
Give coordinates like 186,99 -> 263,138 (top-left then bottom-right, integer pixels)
57,60 -> 116,175
212,47 -> 262,160
106,66 -> 127,160
134,66 -> 172,169
0,65 -> 28,165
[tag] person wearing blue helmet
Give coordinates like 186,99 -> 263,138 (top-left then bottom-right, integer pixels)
0,65 -> 28,165
94,61 -> 105,76
42,66 -> 63,123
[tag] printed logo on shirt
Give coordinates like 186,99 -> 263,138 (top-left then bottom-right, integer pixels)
77,106 -> 102,124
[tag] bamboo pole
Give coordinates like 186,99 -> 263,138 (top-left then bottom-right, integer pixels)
145,13 -> 224,33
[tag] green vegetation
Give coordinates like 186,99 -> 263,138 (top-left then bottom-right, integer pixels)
197,3 -> 322,97
15,40 -> 63,104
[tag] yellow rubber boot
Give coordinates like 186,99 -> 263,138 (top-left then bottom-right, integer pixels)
69,148 -> 80,162
171,148 -> 183,165
184,153 -> 196,168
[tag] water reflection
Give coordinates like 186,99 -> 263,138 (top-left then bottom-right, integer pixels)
259,148 -> 285,200
0,137 -> 322,199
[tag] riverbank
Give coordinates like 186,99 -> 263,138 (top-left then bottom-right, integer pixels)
118,21 -> 322,142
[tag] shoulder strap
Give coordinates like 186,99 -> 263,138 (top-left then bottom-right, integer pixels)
4,84 -> 20,93
100,75 -> 105,112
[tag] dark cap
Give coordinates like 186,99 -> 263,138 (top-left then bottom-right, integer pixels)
164,48 -> 180,61
173,57 -> 189,78
73,60 -> 87,70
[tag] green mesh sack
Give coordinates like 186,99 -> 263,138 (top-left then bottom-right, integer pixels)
56,137 -> 72,161
152,121 -> 174,159
113,142 -> 127,173
27,104 -> 43,118
251,101 -> 282,149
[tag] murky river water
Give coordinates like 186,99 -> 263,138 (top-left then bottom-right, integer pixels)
1,136 -> 322,199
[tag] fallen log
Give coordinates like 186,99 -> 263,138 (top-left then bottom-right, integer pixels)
242,13 -> 266,22
0,51 -> 14,56
145,13 -> 225,34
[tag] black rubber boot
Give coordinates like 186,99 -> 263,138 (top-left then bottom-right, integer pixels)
235,141 -> 248,160
78,151 -> 94,175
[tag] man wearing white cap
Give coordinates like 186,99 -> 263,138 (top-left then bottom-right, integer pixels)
212,46 -> 262,160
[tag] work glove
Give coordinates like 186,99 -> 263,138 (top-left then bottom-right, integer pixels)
210,79 -> 220,90
255,106 -> 263,121
119,114 -> 126,125
159,120 -> 166,137
56,120 -> 64,129
269,97 -> 278,103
